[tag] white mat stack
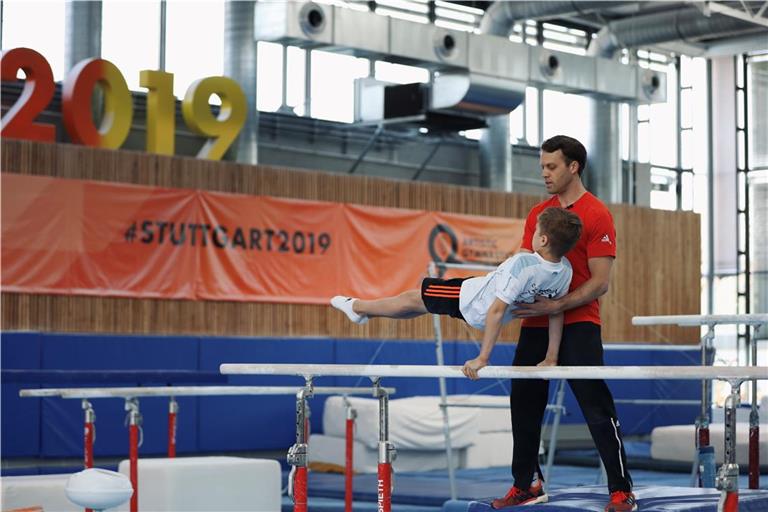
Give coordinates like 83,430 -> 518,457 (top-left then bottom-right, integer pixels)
309,394 -> 513,472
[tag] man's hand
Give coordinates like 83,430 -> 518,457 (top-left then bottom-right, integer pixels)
537,358 -> 558,367
514,295 -> 561,317
462,356 -> 488,380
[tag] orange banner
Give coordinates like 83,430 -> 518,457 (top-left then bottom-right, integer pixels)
1,174 -> 524,304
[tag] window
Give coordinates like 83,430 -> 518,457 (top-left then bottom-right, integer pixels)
2,0 -> 66,80
102,0 -> 160,91
165,0 -> 224,100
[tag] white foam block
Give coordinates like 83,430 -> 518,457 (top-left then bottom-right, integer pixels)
651,423 -> 768,465
116,456 -> 280,512
1,473 -> 80,512
462,431 -> 514,469
308,434 -> 461,473
322,395 -> 480,450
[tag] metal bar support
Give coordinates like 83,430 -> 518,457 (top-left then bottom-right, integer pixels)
288,377 -> 313,512
373,378 -> 396,512
716,380 -> 743,512
349,125 -> 383,174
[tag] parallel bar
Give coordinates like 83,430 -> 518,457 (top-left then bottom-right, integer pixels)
220,364 -> 768,381
20,386 -> 395,399
632,314 -> 768,326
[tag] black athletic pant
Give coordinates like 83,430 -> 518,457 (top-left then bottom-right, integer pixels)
510,322 -> 632,493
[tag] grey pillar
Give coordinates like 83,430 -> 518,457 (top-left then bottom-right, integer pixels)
479,115 -> 512,191
224,0 -> 258,164
65,1 -> 102,71
586,101 -> 622,203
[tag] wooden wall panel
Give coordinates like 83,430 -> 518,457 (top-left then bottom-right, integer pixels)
1,140 -> 700,343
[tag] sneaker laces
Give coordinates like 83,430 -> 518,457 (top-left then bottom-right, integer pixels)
503,486 -> 524,500
609,491 -> 633,503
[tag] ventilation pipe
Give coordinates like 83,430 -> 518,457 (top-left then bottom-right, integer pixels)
224,0 -> 259,164
65,1 -> 102,72
587,5 -> 767,203
478,1 -> 640,192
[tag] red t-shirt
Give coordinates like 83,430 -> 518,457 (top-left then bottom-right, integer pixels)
520,192 -> 616,327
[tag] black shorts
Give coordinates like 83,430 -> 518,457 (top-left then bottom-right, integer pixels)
421,277 -> 466,320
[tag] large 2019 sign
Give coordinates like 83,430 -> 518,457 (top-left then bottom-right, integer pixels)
0,47 -> 246,160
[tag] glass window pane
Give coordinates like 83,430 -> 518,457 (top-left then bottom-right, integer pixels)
165,0 -> 224,100
648,63 -> 678,167
680,88 -> 693,129
525,87 -> 539,146
620,103 -> 629,161
375,61 -> 429,84
286,46 -> 306,115
542,90 -> 591,144
650,167 -> 677,211
257,42 -> 283,112
749,58 -> 768,168
681,129 -> 694,170
311,50 -> 369,123
2,1 -> 66,80
102,1 -> 160,91
637,122 -> 650,163
681,171 -> 694,211
509,104 -> 524,143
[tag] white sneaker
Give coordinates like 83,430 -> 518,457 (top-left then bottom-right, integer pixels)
331,296 -> 368,325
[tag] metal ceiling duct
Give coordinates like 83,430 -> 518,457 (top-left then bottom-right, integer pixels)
587,4 -> 767,203
478,1 -> 638,193
590,5 -> 767,58
224,1 -> 258,164
480,1 -> 642,37
65,1 -> 102,72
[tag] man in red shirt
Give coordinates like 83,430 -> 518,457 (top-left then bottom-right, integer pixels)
487,135 -> 636,511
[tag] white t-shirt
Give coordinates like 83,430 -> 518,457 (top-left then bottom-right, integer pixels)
458,252 -> 572,329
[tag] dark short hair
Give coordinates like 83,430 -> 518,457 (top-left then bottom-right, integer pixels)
541,135 -> 587,177
537,207 -> 583,258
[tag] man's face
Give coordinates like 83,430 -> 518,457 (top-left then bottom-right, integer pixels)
540,149 -> 578,194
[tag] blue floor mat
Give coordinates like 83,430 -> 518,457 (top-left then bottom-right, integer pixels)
303,466 -> 768,510
458,486 -> 768,512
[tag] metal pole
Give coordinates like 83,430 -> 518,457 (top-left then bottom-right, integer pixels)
693,324 -> 716,486
374,378 -> 395,512
707,59 -> 715,316
543,379 -> 566,485
716,381 -> 742,512
748,325 -> 760,489
167,397 -> 178,458
349,125 -> 384,174
287,378 -> 313,512
158,0 -> 167,71
344,397 -> 356,512
412,139 -> 443,181
125,398 -> 142,512
429,263 -> 458,501
304,49 -> 312,117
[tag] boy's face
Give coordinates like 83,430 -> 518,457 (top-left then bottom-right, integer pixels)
532,222 -> 546,253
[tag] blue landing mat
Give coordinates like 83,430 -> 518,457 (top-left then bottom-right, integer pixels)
452,486 -> 768,512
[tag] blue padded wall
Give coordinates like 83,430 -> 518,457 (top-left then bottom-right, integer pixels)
198,337 -> 336,451
1,332 -> 43,457
1,332 -> 701,465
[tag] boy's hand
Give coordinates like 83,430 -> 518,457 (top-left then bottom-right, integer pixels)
537,358 -> 557,367
462,357 -> 488,380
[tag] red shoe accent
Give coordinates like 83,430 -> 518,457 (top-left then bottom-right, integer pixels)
604,491 -> 638,511
491,481 -> 548,509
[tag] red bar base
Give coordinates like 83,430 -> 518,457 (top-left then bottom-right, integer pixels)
130,424 -> 139,512
168,412 -> 177,458
378,463 -> 391,512
345,419 -> 353,512
293,466 -> 308,512
718,490 -> 738,512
